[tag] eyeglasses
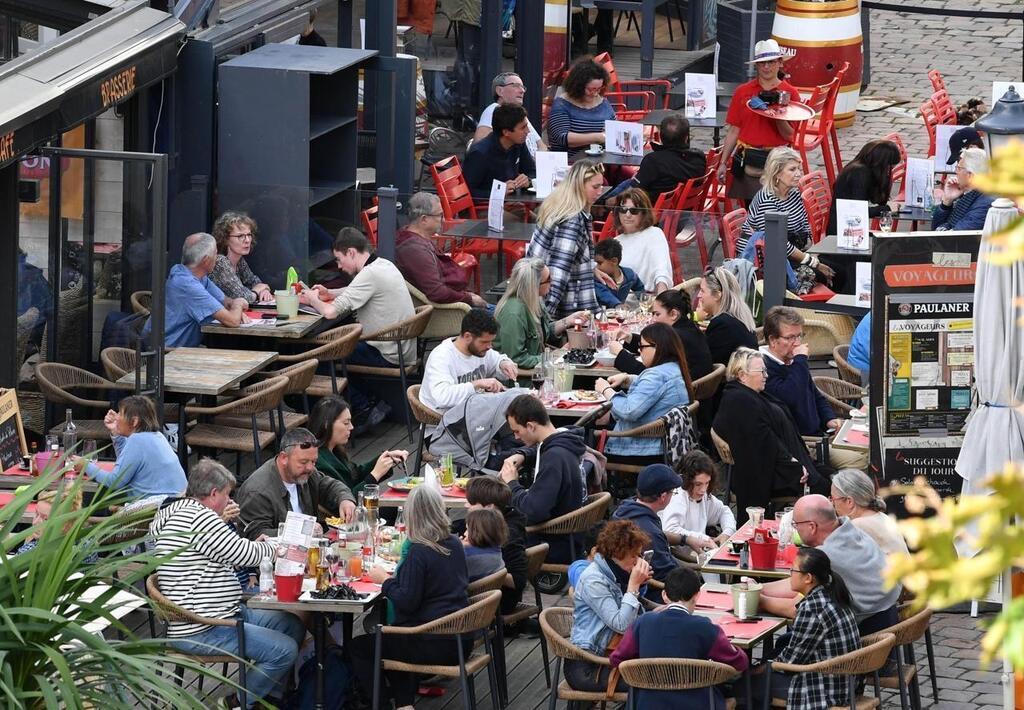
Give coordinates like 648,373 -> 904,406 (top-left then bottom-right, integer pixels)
776,332 -> 804,342
584,163 -> 606,176
615,207 -> 643,215
791,519 -> 814,527
746,367 -> 766,375
230,232 -> 254,240
426,212 -> 444,219
283,440 -> 316,451
638,343 -> 655,350
790,567 -> 809,575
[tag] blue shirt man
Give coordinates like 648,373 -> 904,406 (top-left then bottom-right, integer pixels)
462,104 -> 536,199
143,232 -> 248,347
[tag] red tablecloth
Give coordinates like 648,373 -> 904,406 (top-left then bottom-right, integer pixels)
695,588 -> 734,611
3,461 -> 115,478
0,491 -> 38,515
381,486 -> 467,501
713,613 -> 780,640
840,428 -> 869,447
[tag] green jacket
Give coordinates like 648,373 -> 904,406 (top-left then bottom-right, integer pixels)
317,448 -> 381,496
494,297 -> 555,369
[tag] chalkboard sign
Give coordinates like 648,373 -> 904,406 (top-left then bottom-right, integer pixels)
0,389 -> 27,470
882,446 -> 964,518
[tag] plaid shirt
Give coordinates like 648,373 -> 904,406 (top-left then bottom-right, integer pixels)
775,585 -> 861,710
527,212 -> 599,319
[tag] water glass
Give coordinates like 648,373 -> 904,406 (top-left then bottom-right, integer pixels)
879,213 -> 893,232
745,507 -> 765,528
82,440 -> 97,458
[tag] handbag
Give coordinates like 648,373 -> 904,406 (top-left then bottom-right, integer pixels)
740,146 -> 770,178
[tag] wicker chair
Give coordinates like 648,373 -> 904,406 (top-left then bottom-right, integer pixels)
833,345 -> 863,385
527,492 -> 611,593
539,606 -> 628,707
406,280 -> 470,351
618,657 -> 741,708
753,283 -> 855,357
371,590 -> 503,710
502,543 -> 552,687
467,567 -> 509,596
813,376 -> 866,418
407,384 -> 442,473
184,375 -> 289,470
100,346 -> 137,381
877,607 -> 936,710
603,401 -> 700,477
767,631 -> 896,709
146,574 -> 245,694
345,305 -> 434,438
279,323 -> 362,401
692,363 -> 726,401
130,291 -> 152,317
710,427 -> 735,501
35,363 -> 123,442
216,359 -> 318,432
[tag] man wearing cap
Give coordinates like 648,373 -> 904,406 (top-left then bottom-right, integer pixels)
933,146 -> 995,231
612,464 -> 685,600
718,39 -> 802,203
945,126 -> 984,167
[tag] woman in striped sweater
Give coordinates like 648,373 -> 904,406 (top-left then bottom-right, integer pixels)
738,147 -> 835,285
151,459 -> 305,709
547,57 -> 616,157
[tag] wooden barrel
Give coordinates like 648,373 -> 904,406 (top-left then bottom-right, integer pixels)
771,0 -> 863,128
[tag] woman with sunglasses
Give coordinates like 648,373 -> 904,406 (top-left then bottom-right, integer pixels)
609,187 -> 673,294
713,348 -> 824,524
209,211 -> 274,305
755,547 -> 860,709
307,395 -> 408,495
608,289 -> 712,381
596,323 -> 693,465
547,56 -> 616,157
527,159 -> 605,318
493,257 -> 590,369
696,267 -> 758,365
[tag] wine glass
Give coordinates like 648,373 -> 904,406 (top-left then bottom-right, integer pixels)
531,369 -> 546,391
878,213 -> 893,233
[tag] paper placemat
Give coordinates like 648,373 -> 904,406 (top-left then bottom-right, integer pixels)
695,589 -> 733,611
713,614 -> 779,639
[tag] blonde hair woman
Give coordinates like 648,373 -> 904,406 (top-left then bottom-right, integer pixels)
737,146 -> 835,283
355,485 -> 471,709
526,159 -> 606,318
697,266 -> 758,365
494,257 -> 589,368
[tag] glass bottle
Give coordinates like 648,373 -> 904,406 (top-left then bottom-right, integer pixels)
61,409 -> 77,456
29,442 -> 38,476
316,540 -> 331,591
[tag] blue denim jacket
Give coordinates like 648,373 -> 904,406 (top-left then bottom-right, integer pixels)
571,554 -> 643,655
606,362 -> 690,456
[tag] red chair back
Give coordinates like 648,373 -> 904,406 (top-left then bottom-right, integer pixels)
594,211 -> 618,242
720,208 -> 747,260
360,205 -> 379,247
801,182 -> 831,245
668,169 -> 716,277
430,155 -> 479,220
594,52 -> 622,91
790,84 -> 831,157
928,69 -> 946,93
605,90 -> 655,123
652,182 -> 685,220
920,90 -> 957,157
798,170 -> 828,198
883,132 -> 908,201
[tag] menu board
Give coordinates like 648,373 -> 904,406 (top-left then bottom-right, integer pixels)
0,389 -> 27,470
884,294 -> 974,435
882,446 -> 964,517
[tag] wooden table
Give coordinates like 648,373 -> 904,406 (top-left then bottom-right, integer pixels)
545,397 -> 608,419
247,580 -> 382,710
833,417 -> 870,453
0,490 -> 37,524
699,520 -> 795,580
378,487 -> 468,509
202,312 -> 322,339
117,347 -> 278,469
0,463 -> 105,491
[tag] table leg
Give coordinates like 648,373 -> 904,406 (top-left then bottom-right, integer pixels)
496,245 -> 505,284
177,398 -> 189,474
714,126 -> 721,146
315,613 -> 327,710
744,650 -> 753,708
341,613 -> 354,651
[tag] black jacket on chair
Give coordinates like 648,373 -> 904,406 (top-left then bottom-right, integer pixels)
712,381 -> 826,524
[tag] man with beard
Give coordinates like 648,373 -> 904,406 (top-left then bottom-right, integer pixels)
237,428 -> 357,539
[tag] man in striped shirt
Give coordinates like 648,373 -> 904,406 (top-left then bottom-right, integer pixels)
151,459 -> 305,709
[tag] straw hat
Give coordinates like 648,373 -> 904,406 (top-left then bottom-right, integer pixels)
748,39 -> 796,64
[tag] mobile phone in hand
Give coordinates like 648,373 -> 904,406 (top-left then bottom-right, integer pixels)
642,550 -> 654,563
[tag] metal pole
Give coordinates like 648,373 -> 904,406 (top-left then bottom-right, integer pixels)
45,141 -> 63,434
748,0 -> 758,77
640,0 -> 655,78
516,0 -> 544,133
376,187 -> 399,262
390,55 -> 417,195
0,162 -> 19,388
481,0 -> 503,111
149,154 -> 168,416
336,0 -> 353,48
761,211 -> 788,312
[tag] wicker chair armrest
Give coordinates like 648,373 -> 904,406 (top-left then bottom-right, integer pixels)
618,658 -> 742,690
146,574 -> 242,627
362,305 -> 433,343
378,589 -> 501,636
604,418 -> 666,439
185,375 -> 288,416
771,632 -> 895,674
526,492 -> 611,535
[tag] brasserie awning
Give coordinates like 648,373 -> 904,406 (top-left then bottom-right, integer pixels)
0,0 -> 184,168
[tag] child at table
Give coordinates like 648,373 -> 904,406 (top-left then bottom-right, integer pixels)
593,238 -> 646,307
462,508 -> 508,582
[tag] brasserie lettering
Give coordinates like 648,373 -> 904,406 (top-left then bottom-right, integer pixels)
0,132 -> 14,164
100,66 -> 137,108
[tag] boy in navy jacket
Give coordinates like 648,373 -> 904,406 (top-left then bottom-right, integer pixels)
594,239 -> 646,307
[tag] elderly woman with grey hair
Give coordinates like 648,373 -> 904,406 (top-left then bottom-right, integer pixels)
150,458 -> 305,709
829,469 -> 909,555
209,211 -> 273,304
349,485 -> 471,709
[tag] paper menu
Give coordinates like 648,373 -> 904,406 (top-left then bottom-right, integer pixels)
280,511 -> 317,547
534,151 -> 569,199
604,120 -> 643,156
856,261 -> 871,306
488,179 -> 507,232
933,124 -> 959,173
836,199 -> 870,250
684,73 -> 716,119
905,157 -> 935,209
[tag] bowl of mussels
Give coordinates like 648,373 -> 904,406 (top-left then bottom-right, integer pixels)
561,348 -> 597,367
305,583 -> 370,602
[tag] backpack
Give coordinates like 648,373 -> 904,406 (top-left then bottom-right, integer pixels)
427,389 -> 531,471
285,645 -> 352,710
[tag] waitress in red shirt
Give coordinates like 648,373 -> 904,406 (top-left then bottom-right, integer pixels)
718,39 -> 801,203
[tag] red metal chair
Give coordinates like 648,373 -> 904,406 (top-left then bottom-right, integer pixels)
928,69 -> 946,93
801,181 -> 831,245
605,90 -> 657,123
669,169 -> 716,279
720,208 -> 747,260
701,146 -> 734,215
920,90 -> 957,157
884,132 -> 908,203
789,83 -> 838,185
360,205 -> 379,247
594,52 -> 672,109
594,211 -> 618,243
430,155 -> 524,277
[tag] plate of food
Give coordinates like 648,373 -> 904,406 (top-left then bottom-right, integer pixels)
558,348 -> 597,367
451,477 -> 471,490
565,389 -> 605,403
387,476 -> 425,492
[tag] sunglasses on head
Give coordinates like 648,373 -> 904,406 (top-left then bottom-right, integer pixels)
285,441 -> 317,451
615,206 -> 643,215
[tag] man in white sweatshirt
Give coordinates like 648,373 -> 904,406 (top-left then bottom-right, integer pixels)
420,308 -> 519,413
301,227 -> 415,429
